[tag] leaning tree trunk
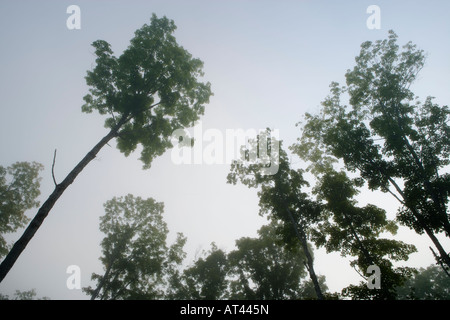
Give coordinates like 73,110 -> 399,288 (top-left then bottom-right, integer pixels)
90,261 -> 114,300
382,170 -> 450,273
285,207 -> 324,300
0,115 -> 129,283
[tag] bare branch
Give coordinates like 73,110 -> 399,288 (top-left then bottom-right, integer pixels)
352,264 -> 368,281
120,101 -> 162,128
429,246 -> 450,278
52,149 -> 58,187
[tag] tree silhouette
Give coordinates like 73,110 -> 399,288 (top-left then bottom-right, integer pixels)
293,30 -> 450,273
0,161 -> 43,258
0,14 -> 212,283
84,195 -> 186,300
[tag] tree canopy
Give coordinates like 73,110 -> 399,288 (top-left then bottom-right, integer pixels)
292,30 -> 450,272
396,265 -> 450,300
314,170 -> 417,299
0,161 -> 43,258
82,13 -> 212,169
84,194 -> 186,300
166,221 -> 327,300
166,243 -> 228,300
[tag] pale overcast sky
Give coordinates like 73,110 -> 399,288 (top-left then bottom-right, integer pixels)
0,0 -> 449,299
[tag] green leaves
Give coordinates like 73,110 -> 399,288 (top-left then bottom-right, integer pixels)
168,243 -> 229,300
167,222 -> 320,300
0,161 -> 43,258
228,221 -> 312,300
346,30 -> 424,111
288,30 -> 450,295
397,265 -> 450,300
85,194 -> 186,300
227,32 -> 432,297
313,170 -> 417,274
82,14 -> 212,169
228,138 -> 314,224
228,138 -> 326,299
293,30 -> 450,245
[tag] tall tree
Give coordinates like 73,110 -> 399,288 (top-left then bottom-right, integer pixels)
227,136 -> 325,299
313,170 -> 416,299
83,194 -> 186,300
0,161 -> 43,259
0,14 -> 212,282
292,30 -> 450,272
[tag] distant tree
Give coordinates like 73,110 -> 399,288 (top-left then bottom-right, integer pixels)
83,194 -> 186,300
0,14 -> 212,282
227,220 -> 326,300
0,161 -> 43,258
292,30 -> 450,272
227,137 -> 325,299
167,243 -> 228,300
397,264 -> 450,300
0,288 -> 49,300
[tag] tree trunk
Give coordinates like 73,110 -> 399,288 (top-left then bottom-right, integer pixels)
285,207 -> 324,300
377,167 -> 450,271
0,116 -> 129,283
343,212 -> 376,267
390,105 -> 450,237
422,223 -> 450,271
90,258 -> 115,300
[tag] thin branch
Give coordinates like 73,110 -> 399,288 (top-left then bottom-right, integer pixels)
109,109 -> 117,125
352,264 -> 368,281
137,101 -> 162,117
52,149 -> 58,186
111,278 -> 134,300
112,101 -> 162,136
387,188 -> 405,205
149,100 -> 162,110
429,246 -> 450,278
